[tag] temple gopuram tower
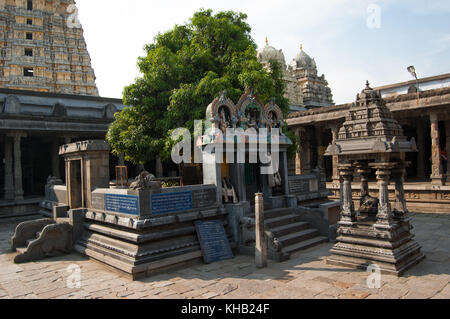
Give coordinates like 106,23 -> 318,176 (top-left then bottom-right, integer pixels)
257,38 -> 304,108
289,44 -> 333,108
0,0 -> 99,95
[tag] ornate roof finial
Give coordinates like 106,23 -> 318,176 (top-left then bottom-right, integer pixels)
300,43 -> 303,51
265,37 -> 268,45
366,80 -> 371,89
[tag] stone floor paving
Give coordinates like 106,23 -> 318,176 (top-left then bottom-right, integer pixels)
0,212 -> 449,299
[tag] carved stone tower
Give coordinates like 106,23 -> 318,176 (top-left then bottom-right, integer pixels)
257,38 -> 304,108
289,44 -> 333,108
0,0 -> 99,95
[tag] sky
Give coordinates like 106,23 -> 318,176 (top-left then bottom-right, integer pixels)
76,0 -> 450,104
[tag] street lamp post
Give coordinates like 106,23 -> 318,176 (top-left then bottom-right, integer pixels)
407,65 -> 420,104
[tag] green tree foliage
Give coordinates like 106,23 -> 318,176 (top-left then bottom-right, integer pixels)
107,9 -> 293,164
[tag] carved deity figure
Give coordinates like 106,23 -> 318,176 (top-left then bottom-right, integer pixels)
247,108 -> 259,130
219,108 -> 230,133
359,189 -> 379,219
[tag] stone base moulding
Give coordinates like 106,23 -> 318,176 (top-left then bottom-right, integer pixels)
326,219 -> 425,276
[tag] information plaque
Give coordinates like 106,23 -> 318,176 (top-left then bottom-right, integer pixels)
150,191 -> 193,215
105,194 -> 139,215
195,220 -> 233,264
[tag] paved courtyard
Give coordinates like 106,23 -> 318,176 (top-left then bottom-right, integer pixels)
0,212 -> 449,299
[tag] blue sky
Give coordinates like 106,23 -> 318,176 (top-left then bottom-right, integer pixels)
76,0 -> 450,104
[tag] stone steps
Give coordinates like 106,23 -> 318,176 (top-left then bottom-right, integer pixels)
283,236 -> 329,254
263,207 -> 295,219
265,214 -> 303,229
277,228 -> 321,247
263,208 -> 327,259
270,221 -> 310,237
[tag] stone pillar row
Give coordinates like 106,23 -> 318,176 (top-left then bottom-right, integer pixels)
337,161 -> 408,228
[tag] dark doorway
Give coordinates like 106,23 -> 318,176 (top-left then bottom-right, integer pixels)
69,160 -> 83,209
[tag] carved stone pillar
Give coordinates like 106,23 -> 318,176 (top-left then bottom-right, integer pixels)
330,125 -> 340,183
391,163 -> 408,219
338,163 -> 356,225
11,133 -> 26,200
3,137 -> 14,200
430,113 -> 445,185
356,162 -> 370,197
51,140 -> 61,179
316,126 -> 323,169
295,127 -> 305,175
374,165 -> 394,229
446,120 -> 450,184
416,120 -> 426,180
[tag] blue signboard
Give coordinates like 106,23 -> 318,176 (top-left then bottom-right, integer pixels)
195,220 -> 233,264
105,194 -> 139,215
150,191 -> 193,215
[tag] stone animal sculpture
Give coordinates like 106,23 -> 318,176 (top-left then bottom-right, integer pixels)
129,171 -> 161,190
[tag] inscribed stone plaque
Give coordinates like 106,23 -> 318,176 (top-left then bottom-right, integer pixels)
289,179 -> 308,194
195,220 -> 233,264
105,194 -> 139,215
192,188 -> 217,209
150,191 -> 193,215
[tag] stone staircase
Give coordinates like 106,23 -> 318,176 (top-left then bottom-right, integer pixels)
241,207 -> 328,261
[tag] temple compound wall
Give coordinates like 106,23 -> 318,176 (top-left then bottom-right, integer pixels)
287,74 -> 450,213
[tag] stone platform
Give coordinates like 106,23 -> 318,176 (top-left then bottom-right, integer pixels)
71,185 -> 235,280
327,218 -> 425,276
0,197 -> 43,219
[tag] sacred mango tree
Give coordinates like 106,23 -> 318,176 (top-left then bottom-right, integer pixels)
107,9 -> 295,165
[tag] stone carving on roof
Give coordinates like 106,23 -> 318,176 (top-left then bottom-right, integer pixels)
325,81 -> 417,157
205,91 -> 285,132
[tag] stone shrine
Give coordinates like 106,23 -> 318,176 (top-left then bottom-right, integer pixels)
324,81 -> 425,275
201,91 -> 333,261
